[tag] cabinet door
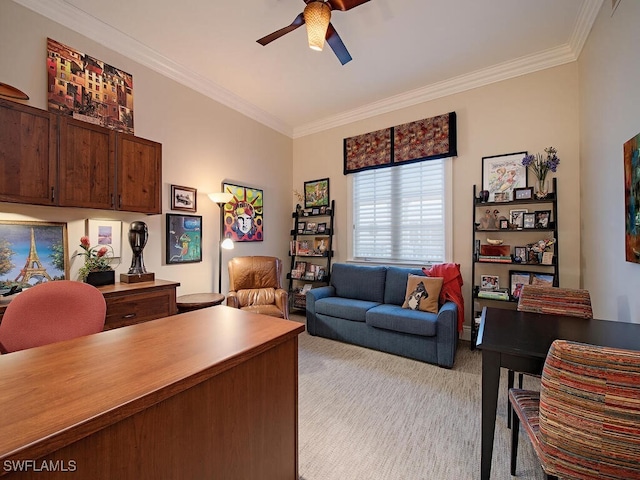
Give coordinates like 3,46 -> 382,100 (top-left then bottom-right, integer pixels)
0,99 -> 57,206
116,133 -> 162,214
58,117 -> 116,209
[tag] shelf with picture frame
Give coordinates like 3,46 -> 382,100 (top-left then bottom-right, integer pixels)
288,199 -> 335,311
470,177 -> 559,349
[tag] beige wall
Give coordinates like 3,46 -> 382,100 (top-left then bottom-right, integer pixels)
579,1 -> 640,322
0,1 -> 293,295
294,64 -> 581,331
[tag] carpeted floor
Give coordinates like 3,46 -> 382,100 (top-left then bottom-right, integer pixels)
294,315 -> 545,480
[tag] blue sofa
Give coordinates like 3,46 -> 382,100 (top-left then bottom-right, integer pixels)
305,263 -> 458,368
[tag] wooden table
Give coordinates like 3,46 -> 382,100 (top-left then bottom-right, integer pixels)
476,306 -> 640,480
176,292 -> 225,313
0,306 -> 304,479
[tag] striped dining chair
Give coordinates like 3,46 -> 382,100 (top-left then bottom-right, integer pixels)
509,340 -> 640,479
507,284 -> 593,428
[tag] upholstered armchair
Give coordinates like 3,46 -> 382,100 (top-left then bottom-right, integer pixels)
226,256 -> 289,319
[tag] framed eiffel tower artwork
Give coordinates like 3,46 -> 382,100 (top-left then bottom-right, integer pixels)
0,221 -> 69,288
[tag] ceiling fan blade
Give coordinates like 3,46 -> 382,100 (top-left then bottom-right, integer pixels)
257,13 -> 305,46
327,0 -> 370,12
325,23 -> 352,65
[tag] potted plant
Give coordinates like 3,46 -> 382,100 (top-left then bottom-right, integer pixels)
521,147 -> 560,198
75,236 -> 115,286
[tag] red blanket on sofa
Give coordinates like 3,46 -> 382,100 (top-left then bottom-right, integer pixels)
422,263 -> 464,333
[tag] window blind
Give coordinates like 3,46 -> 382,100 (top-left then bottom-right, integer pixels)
352,159 -> 446,264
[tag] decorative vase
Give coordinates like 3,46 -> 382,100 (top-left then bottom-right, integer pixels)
535,177 -> 549,199
86,269 -> 115,287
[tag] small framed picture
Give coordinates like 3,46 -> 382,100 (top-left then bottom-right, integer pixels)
170,184 -> 197,212
500,219 -> 509,229
317,222 -> 327,233
297,221 -> 306,234
531,272 -> 555,287
509,270 -> 533,299
514,246 -> 527,263
493,192 -> 509,202
311,207 -> 320,215
523,213 -> 536,229
541,251 -> 554,265
535,210 -> 551,229
513,187 -> 534,201
480,274 -> 500,291
510,209 -> 528,229
320,206 -> 327,214
305,222 -> 317,234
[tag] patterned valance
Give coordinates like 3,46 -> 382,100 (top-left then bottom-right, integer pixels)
343,112 -> 457,174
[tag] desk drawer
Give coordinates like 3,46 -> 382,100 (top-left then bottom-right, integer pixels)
104,289 -> 173,329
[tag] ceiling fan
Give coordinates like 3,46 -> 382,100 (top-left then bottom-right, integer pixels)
257,0 -> 370,65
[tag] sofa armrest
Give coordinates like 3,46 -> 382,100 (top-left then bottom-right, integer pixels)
435,301 -> 458,368
305,285 -> 335,335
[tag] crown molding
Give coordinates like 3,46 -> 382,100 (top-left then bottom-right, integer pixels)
11,0 -> 293,137
13,0 -> 603,140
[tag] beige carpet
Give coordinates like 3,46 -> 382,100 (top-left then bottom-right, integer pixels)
295,316 -> 545,480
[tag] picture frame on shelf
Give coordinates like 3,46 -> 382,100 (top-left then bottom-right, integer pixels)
86,219 -> 122,258
170,184 -> 197,212
531,272 -> 555,287
320,206 -> 327,214
493,192 -> 509,202
509,270 -> 533,299
297,221 -> 306,234
480,274 -> 500,291
311,207 -> 320,215
317,222 -> 327,233
510,209 -> 528,229
523,213 -> 536,229
481,151 -> 528,202
500,219 -> 509,229
305,222 -> 317,234
514,246 -> 527,263
535,210 -> 551,229
304,178 -> 330,208
513,187 -> 534,201
541,251 -> 554,265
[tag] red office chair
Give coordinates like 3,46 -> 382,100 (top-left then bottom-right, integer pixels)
0,280 -> 106,353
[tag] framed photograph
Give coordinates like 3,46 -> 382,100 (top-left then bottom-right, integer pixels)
0,220 -> 69,284
86,219 -> 122,257
513,187 -> 534,201
480,274 -> 500,291
500,219 -> 509,229
304,178 -> 330,208
482,151 -> 528,201
493,192 -> 509,203
509,270 -> 533,299
523,213 -> 536,229
305,222 -> 317,234
311,207 -> 320,215
531,272 -> 555,287
317,222 -> 327,233
170,184 -> 197,212
297,221 -> 306,234
320,206 -> 327,214
221,183 -> 263,242
514,246 -> 527,263
510,209 -> 528,229
166,214 -> 202,264
535,210 -> 551,229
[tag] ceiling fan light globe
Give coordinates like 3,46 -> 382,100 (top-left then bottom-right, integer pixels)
304,1 -> 331,52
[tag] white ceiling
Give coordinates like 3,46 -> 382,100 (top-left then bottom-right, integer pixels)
15,0 -> 604,138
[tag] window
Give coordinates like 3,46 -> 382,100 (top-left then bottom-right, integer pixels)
350,159 -> 451,264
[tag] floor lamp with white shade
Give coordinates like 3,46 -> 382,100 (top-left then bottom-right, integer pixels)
208,192 -> 234,294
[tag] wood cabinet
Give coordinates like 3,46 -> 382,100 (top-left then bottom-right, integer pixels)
0,280 -> 179,329
98,279 -> 179,329
0,99 -> 57,206
0,99 -> 162,214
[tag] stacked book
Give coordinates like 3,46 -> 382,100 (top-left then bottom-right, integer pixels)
477,255 -> 512,263
477,288 -> 510,300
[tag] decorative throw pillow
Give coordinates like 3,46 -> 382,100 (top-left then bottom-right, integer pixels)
401,275 -> 443,313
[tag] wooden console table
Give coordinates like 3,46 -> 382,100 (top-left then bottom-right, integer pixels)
0,306 -> 304,479
0,279 -> 179,329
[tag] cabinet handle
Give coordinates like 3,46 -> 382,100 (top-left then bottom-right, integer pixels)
50,187 -> 55,202
123,313 -> 137,319
118,194 -> 122,209
111,194 -> 114,207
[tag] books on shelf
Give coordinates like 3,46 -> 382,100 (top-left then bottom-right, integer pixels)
478,255 -> 512,263
476,288 -> 510,300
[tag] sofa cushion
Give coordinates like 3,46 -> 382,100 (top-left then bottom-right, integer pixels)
315,296 -> 380,322
331,263 -> 387,303
366,304 -> 438,337
401,275 -> 443,313
383,266 -> 424,305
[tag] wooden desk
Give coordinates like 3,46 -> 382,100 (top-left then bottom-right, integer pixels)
476,307 -> 640,480
0,306 -> 304,479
